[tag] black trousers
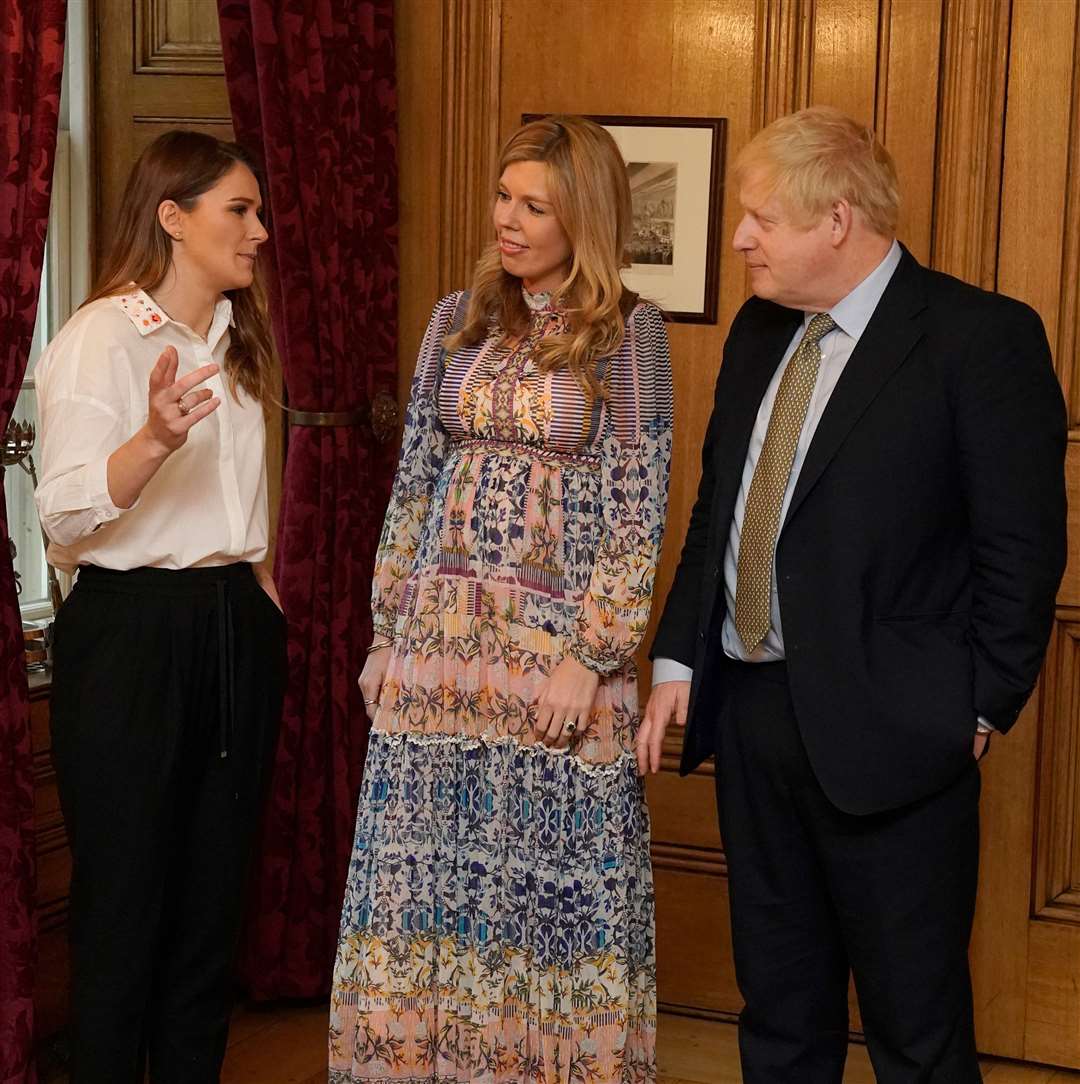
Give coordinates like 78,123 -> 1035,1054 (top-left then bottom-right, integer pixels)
714,659 -> 981,1084
50,563 -> 286,1084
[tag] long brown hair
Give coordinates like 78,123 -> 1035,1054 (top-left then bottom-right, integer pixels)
445,115 -> 637,396
84,130 -> 276,404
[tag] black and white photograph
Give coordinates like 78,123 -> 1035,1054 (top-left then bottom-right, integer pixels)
627,161 -> 677,269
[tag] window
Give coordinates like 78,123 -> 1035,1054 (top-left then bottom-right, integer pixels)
5,7 -> 91,619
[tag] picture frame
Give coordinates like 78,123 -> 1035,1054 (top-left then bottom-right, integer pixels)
523,113 -> 726,323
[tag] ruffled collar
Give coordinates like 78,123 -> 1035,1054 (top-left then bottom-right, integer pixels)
522,285 -> 557,313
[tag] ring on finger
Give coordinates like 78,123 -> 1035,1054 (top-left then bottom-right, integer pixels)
177,394 -> 192,416
564,720 -> 578,736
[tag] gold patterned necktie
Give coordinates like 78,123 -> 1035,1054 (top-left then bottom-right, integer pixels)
734,312 -> 836,653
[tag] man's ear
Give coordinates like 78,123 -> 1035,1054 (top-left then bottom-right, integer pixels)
158,200 -> 183,242
830,199 -> 853,247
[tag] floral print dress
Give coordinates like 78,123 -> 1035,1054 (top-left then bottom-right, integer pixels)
329,289 -> 673,1084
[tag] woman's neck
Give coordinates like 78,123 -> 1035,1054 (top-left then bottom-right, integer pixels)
149,268 -> 221,339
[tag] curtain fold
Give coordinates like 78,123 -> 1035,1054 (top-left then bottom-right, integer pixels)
0,2 -> 67,1080
216,0 -> 399,998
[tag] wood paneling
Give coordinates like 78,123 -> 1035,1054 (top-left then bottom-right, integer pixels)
931,0 -> 1010,289
754,0 -> 813,125
30,680 -> 70,1040
438,0 -> 503,295
1035,616 -> 1080,924
875,0 -> 942,264
135,0 -> 225,74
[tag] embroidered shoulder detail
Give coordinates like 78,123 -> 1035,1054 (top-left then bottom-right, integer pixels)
112,288 -> 168,336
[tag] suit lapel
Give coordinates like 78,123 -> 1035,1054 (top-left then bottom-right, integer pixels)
783,248 -> 928,527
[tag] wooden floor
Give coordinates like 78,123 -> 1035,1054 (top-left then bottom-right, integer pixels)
207,1001 -> 1080,1084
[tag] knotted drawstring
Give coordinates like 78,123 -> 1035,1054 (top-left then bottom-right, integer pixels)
215,578 -> 236,761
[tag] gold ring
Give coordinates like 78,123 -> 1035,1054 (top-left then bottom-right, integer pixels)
364,698 -> 378,706
177,395 -> 192,416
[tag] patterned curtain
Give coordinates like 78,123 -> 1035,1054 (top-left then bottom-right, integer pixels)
216,0 -> 399,997
0,2 -> 67,1080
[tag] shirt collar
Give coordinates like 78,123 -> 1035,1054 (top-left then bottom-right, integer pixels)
807,239 -> 902,342
113,287 -> 234,349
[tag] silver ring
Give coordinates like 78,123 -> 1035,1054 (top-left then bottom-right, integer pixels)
564,721 -> 577,735
177,395 -> 192,416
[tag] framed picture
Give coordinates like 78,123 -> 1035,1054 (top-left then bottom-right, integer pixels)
522,113 -> 726,323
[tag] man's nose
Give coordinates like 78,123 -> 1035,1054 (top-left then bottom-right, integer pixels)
732,214 -> 754,251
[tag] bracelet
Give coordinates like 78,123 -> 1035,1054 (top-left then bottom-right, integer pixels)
367,638 -> 393,653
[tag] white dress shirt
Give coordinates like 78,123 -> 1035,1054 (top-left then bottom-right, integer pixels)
653,241 -> 902,684
35,289 -> 269,574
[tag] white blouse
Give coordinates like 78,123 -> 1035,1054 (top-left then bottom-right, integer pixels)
34,289 -> 269,573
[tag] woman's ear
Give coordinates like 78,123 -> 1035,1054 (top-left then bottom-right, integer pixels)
158,200 -> 183,242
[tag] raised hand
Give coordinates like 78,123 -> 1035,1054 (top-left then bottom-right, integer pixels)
142,345 -> 221,456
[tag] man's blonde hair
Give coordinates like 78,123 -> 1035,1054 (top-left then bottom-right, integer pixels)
734,106 -> 899,235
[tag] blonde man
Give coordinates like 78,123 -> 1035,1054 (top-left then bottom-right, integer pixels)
641,106 -> 1066,1082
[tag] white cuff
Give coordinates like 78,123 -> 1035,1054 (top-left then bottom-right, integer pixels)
84,454 -> 128,527
976,715 -> 996,735
652,657 -> 694,686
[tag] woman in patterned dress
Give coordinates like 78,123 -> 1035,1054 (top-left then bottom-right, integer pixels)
330,115 -> 673,1084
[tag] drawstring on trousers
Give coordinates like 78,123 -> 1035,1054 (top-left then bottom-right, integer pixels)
216,578 -> 236,761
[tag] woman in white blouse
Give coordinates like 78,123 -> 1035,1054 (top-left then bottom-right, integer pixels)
35,130 -> 285,1084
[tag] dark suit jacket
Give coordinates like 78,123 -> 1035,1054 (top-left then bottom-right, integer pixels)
651,247 -> 1067,815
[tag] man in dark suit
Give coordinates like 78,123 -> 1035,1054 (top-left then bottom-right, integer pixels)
639,106 -> 1067,1083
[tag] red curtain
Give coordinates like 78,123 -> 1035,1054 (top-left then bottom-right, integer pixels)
0,2 -> 67,1080
216,0 -> 399,998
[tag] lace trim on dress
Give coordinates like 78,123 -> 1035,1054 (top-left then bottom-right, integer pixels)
370,727 -> 637,779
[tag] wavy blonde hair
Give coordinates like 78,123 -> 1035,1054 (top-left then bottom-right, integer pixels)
734,106 -> 900,235
83,130 -> 277,405
445,115 -> 637,396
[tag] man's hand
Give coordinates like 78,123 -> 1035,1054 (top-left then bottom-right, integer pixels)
636,680 -> 690,776
974,731 -> 991,760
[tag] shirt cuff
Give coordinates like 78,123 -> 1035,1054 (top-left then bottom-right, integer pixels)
652,657 -> 694,686
976,715 -> 996,734
84,454 -> 128,528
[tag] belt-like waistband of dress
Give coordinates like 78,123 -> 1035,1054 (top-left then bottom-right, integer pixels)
450,437 -> 601,469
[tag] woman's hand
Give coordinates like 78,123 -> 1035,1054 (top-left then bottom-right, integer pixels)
253,561 -> 283,613
141,345 -> 221,457
534,656 -> 600,748
358,644 -> 391,716
106,346 -> 222,510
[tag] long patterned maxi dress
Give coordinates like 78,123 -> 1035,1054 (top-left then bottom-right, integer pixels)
329,289 -> 673,1084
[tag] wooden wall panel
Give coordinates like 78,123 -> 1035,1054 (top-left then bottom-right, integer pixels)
1035,617 -> 1080,925
135,0 -> 225,74
876,0 -> 942,265
755,0 -> 813,125
809,0 -> 879,122
395,0 -> 446,405
931,0 -> 1009,288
